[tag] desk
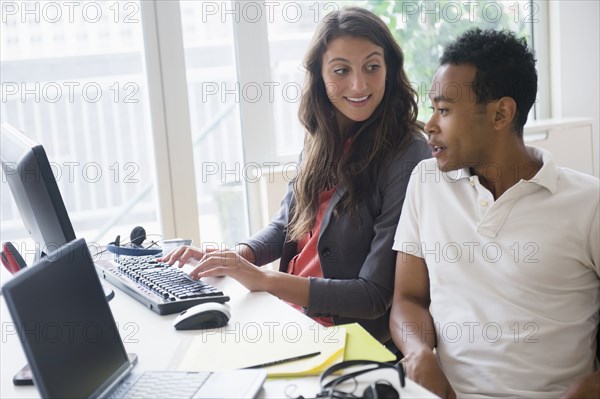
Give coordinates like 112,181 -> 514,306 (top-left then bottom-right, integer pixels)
1,267 -> 435,398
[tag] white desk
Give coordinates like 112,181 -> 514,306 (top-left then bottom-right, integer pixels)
1,267 -> 435,398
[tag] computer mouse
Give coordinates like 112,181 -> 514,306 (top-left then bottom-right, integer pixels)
172,302 -> 231,330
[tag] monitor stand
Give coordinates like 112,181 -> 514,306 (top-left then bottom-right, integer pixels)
102,283 -> 115,301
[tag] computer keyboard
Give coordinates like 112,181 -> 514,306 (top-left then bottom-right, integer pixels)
95,255 -> 230,315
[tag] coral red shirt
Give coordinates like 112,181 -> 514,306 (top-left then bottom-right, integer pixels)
287,188 -> 336,326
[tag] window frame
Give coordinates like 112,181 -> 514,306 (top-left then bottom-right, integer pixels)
140,0 -> 201,243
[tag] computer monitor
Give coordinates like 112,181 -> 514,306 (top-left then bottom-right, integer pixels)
0,123 -> 76,261
0,123 -> 114,299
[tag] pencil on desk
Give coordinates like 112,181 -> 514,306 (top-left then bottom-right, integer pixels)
245,351 -> 321,369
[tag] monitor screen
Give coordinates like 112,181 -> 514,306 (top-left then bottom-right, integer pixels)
0,123 -> 76,261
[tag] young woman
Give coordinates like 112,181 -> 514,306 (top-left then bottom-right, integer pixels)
160,7 -> 430,343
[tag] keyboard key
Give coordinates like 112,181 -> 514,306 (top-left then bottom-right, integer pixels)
115,256 -> 225,303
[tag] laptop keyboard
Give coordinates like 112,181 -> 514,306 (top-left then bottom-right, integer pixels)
97,255 -> 230,315
110,371 -> 211,399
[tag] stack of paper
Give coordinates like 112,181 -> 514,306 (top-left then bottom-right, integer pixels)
175,323 -> 345,372
263,326 -> 346,377
263,322 -> 396,377
174,322 -> 395,377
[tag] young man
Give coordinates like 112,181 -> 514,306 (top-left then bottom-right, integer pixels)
390,29 -> 599,398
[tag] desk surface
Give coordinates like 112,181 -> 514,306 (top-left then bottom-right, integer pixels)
0,266 -> 435,398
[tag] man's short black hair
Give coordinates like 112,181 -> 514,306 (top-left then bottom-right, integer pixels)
440,28 -> 537,137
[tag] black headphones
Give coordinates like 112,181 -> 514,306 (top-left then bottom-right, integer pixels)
317,360 -> 405,399
107,226 -> 162,256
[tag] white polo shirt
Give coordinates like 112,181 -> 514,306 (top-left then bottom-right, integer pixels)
393,147 -> 600,398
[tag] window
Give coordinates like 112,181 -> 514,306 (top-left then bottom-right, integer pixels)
179,1 -> 249,247
365,0 -> 531,121
0,1 -> 159,255
267,1 -> 334,157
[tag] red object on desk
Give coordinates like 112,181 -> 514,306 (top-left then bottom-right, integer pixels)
1,242 -> 27,274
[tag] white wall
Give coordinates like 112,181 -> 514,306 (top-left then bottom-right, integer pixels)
551,1 -> 600,176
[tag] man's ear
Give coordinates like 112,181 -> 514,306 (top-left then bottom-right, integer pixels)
492,97 -> 517,130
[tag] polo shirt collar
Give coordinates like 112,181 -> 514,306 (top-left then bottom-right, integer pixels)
442,146 -> 559,194
444,168 -> 471,182
525,145 -> 559,194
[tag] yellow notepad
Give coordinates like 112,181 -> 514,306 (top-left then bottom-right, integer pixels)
341,322 -> 396,362
263,325 -> 346,377
175,324 -> 344,372
263,322 -> 396,377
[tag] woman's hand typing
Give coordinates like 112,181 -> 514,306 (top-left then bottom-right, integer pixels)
189,250 -> 268,292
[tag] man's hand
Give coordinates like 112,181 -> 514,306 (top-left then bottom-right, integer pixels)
561,371 -> 600,399
402,349 -> 456,399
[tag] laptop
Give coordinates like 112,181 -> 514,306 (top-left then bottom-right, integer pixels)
2,238 -> 266,398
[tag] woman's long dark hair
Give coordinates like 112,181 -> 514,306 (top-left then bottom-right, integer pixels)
288,7 -> 422,241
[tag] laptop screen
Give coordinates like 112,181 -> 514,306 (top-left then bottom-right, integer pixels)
2,238 -> 130,398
